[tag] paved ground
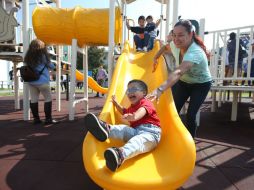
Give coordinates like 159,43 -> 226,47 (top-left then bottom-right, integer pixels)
0,93 -> 253,190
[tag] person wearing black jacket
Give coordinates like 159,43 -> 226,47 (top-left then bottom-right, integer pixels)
126,15 -> 155,52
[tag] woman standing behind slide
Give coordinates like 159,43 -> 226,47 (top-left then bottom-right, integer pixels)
147,20 -> 212,138
24,39 -> 59,125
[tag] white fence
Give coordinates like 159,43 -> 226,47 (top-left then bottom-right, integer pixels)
205,25 -> 254,85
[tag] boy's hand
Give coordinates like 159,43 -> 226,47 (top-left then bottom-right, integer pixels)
111,95 -> 117,105
152,57 -> 159,72
126,20 -> 130,30
123,113 -> 135,121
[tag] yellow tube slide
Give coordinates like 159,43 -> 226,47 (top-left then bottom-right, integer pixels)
32,6 -> 122,46
82,41 -> 196,190
75,70 -> 107,94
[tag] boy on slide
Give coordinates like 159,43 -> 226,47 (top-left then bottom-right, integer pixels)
84,79 -> 161,172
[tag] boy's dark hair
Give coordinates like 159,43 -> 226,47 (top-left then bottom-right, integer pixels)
138,15 -> 145,21
128,79 -> 148,95
146,15 -> 153,20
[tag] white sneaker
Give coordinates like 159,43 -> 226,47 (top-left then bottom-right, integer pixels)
143,47 -> 147,52
137,48 -> 142,52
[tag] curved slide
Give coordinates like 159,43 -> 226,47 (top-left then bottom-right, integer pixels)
75,70 -> 108,94
32,6 -> 195,190
83,41 -> 196,190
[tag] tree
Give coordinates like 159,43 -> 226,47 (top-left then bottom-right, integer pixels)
75,46 -> 106,75
88,47 -> 106,70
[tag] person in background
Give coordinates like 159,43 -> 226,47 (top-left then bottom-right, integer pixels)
241,39 -> 254,92
84,79 -> 161,172
226,32 -> 247,84
8,67 -> 13,90
147,20 -> 212,138
145,15 -> 161,51
24,39 -> 59,125
95,64 -> 108,97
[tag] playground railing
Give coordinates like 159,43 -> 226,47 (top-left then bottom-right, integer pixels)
0,80 -> 12,89
204,25 -> 254,121
205,25 -> 254,86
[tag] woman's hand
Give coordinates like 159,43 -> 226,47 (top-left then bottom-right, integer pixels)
146,88 -> 163,103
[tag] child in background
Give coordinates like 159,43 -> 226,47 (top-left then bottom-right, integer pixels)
84,79 -> 161,172
145,15 -> 161,51
126,16 -> 155,52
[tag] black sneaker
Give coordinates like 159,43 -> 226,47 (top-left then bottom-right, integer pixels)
104,147 -> 124,172
84,113 -> 109,142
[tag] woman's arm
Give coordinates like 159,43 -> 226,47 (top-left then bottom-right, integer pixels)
123,107 -> 147,122
153,44 -> 172,72
161,61 -> 193,90
148,61 -> 193,101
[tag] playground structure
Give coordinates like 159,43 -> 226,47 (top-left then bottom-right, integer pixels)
31,0 -> 196,189
0,0 -> 253,189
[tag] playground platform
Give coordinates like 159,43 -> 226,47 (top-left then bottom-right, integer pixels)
0,93 -> 253,190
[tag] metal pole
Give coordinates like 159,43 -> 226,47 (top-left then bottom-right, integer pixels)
159,0 -> 164,40
172,0 -> 179,26
13,63 -> 20,109
56,0 -> 62,111
122,1 -> 127,44
22,0 -> 30,120
165,0 -> 171,41
199,18 -> 205,41
2,0 -> 6,8
83,46 -> 88,112
69,39 -> 77,121
107,0 -> 116,86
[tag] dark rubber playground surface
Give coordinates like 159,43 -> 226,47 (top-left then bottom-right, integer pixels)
0,93 -> 253,190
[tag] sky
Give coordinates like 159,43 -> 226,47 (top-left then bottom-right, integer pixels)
16,0 -> 254,47
56,0 -> 254,31
18,0 -> 254,31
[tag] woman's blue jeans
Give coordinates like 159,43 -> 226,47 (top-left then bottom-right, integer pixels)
172,80 -> 212,137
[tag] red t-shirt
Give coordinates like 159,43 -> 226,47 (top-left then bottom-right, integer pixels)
123,98 -> 160,128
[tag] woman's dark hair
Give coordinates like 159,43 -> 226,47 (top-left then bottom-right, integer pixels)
24,39 -> 50,68
128,79 -> 148,95
174,19 -> 210,58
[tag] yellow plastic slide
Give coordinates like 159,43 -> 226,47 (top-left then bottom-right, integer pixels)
83,41 -> 196,190
75,70 -> 108,94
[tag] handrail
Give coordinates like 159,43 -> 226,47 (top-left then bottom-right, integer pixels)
126,18 -> 135,41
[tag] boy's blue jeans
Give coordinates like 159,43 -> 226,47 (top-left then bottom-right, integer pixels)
134,33 -> 150,49
172,80 -> 212,138
147,36 -> 155,51
109,124 -> 161,161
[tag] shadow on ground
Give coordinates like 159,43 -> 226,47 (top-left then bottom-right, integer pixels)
0,95 -> 253,190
